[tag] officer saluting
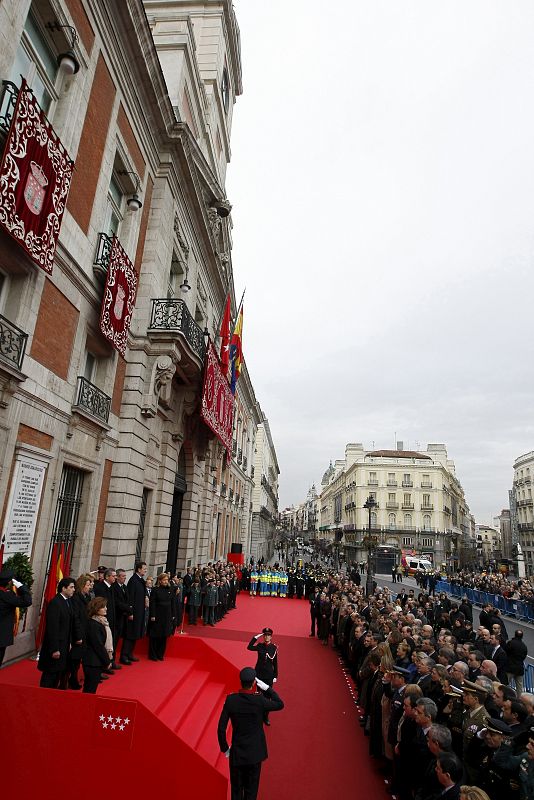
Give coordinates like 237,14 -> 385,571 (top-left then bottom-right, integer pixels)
247,627 -> 278,725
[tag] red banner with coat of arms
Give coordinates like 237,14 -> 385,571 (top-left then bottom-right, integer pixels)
0,79 -> 74,273
100,236 -> 138,356
201,341 -> 234,456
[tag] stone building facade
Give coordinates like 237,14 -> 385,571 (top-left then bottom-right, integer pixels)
318,443 -> 473,570
511,450 -> 534,576
0,0 -> 274,661
250,419 -> 279,563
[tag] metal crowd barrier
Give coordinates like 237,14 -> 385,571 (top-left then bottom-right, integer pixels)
435,580 -> 534,623
434,580 -> 534,690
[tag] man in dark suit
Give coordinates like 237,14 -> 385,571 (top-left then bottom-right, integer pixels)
112,569 -> 130,663
38,577 -> 75,689
121,561 -> 147,664
94,568 -> 119,670
0,569 -> 32,666
217,667 -> 284,800
489,633 -> 509,684
433,751 -> 463,800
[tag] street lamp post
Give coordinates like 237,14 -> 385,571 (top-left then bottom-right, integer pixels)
364,495 -> 378,597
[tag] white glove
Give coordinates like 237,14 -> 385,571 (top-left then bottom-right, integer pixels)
256,678 -> 269,691
225,748 -> 231,758
273,677 -> 277,683
12,579 -> 23,589
255,633 -> 263,639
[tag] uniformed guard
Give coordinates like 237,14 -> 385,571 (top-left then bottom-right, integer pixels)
279,569 -> 288,597
247,627 -> 279,725
478,718 -> 521,800
270,569 -> 279,597
250,566 -> 259,596
462,680 -> 490,784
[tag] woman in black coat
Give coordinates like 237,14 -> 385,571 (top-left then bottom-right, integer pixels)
505,630 -> 528,691
82,596 -> 112,693
148,573 -> 176,661
68,573 -> 93,689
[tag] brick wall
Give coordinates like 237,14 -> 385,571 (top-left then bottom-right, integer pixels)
17,423 -> 53,451
63,0 -> 95,54
30,279 -> 79,380
67,53 -> 116,233
91,459 -> 113,567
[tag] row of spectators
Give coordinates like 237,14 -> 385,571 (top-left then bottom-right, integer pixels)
307,569 -> 534,800
446,570 -> 534,602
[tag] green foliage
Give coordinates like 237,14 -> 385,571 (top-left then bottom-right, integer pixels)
3,552 -> 34,589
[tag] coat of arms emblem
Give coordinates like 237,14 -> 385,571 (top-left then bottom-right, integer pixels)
24,161 -> 48,215
113,284 -> 126,321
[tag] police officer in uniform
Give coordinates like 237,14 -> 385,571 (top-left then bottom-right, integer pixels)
247,627 -> 278,725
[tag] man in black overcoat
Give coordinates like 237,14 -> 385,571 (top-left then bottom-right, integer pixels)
38,577 -> 75,688
120,561 -> 147,664
94,568 -> 118,669
112,569 -> 131,662
0,569 -> 32,666
217,667 -> 284,800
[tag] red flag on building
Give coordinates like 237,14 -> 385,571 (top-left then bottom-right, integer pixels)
35,542 -> 61,650
219,294 -> 231,369
0,79 -> 74,273
100,236 -> 138,356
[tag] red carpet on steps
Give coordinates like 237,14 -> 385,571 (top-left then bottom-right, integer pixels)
189,594 -> 388,800
0,594 -> 389,799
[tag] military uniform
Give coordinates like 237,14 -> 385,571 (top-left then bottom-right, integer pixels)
462,702 -> 490,784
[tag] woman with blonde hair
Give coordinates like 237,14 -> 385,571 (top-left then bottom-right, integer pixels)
459,787 -> 491,800
148,572 -> 176,661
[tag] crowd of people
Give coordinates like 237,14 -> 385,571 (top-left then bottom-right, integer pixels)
446,570 -> 534,604
302,562 -> 534,800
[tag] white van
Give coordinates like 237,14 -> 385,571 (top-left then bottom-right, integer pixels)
405,557 -> 433,575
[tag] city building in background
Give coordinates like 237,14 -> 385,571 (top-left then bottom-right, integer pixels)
475,524 -> 502,565
0,0 -> 278,662
317,442 -> 474,572
510,450 -> 534,576
250,419 -> 279,563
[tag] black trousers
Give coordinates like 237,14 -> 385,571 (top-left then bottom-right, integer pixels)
82,665 -> 101,693
39,670 -> 63,689
121,638 -> 136,659
149,636 -> 167,660
0,645 -> 6,667
310,609 -> 317,635
229,761 -> 262,800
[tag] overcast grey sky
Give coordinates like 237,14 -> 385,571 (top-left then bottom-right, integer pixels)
227,1 -> 534,521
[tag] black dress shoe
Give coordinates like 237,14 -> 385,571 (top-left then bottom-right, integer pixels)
111,662 -> 122,670
119,658 -> 132,666
129,655 -> 140,662
68,683 -> 82,690
100,674 -> 110,680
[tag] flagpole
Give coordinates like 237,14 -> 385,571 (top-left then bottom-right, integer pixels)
235,287 -> 246,318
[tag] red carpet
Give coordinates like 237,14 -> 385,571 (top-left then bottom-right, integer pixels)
189,595 -> 388,800
0,595 -> 389,799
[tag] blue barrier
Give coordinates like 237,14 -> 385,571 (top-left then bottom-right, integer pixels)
525,664 -> 534,692
435,581 -> 534,623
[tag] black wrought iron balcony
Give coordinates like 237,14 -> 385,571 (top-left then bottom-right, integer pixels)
237,448 -> 242,464
73,376 -> 111,424
148,298 -> 206,363
93,232 -> 113,280
0,313 -> 28,372
229,488 -> 234,500
221,482 -> 227,497
243,455 -> 248,471
0,81 -> 18,137
402,481 -> 413,488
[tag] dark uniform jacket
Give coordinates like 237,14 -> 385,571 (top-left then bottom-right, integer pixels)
70,591 -> 90,660
125,573 -> 146,640
38,594 -> 73,673
247,636 -> 278,684
217,687 -> 284,765
0,583 -> 32,647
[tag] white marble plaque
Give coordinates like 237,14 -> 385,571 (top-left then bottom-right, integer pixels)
2,455 -> 48,556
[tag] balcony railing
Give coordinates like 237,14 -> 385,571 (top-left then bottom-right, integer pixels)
421,504 -> 434,511
402,481 -> 413,488
221,482 -> 227,497
0,81 -> 18,136
232,439 -> 237,456
73,376 -> 111,424
368,479 -> 378,486
0,313 -> 28,372
386,502 -> 399,509
387,481 -> 398,487
237,448 -> 242,464
148,298 -> 206,362
229,488 -> 234,501
421,482 -> 433,488
251,466 -> 255,479
518,499 -> 533,507
93,232 -> 113,277
402,502 -> 414,509
243,456 -> 248,471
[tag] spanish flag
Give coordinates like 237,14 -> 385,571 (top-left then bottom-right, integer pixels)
229,305 -> 243,395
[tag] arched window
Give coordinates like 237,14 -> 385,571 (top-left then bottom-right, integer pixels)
423,514 -> 431,530
388,513 -> 396,529
370,511 -> 377,528
404,514 -> 412,528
